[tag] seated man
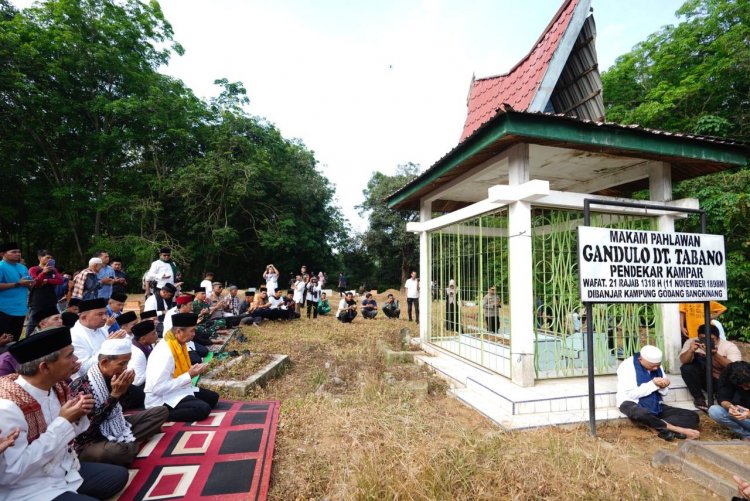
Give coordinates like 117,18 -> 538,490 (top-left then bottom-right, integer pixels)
382,294 -> 401,319
361,292 -> 378,319
106,291 -> 128,333
192,285 -> 227,336
616,345 -> 700,441
317,292 -> 331,316
115,310 -> 138,336
0,326 -> 128,499
238,290 -> 254,315
0,308 -> 64,377
337,292 -> 358,323
144,313 -> 219,422
679,323 -> 741,411
70,298 -> 127,379
171,294 -> 211,364
128,320 -> 158,391
708,361 -> 750,440
70,338 -> 168,466
144,282 -> 176,336
31,305 -> 63,332
284,289 -> 300,319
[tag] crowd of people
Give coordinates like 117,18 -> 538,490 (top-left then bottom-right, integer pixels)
5,240 -> 750,499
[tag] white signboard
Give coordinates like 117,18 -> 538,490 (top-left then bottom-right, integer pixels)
578,227 -> 727,303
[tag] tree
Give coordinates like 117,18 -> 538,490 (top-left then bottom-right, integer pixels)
602,0 -> 750,140
0,0 -> 186,260
358,164 -> 420,290
0,2 -> 347,290
602,0 -> 750,339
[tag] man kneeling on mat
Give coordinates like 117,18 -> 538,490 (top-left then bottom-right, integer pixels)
616,345 -> 700,441
70,338 -> 168,466
144,313 -> 219,422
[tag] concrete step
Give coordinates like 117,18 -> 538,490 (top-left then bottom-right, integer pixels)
418,348 -> 698,429
653,440 -> 750,499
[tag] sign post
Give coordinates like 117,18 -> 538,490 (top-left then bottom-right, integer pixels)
580,200 -> 726,436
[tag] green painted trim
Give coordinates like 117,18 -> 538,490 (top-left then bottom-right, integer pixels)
506,113 -> 749,165
387,112 -> 750,209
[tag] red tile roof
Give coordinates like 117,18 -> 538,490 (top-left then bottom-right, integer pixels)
460,0 -> 580,142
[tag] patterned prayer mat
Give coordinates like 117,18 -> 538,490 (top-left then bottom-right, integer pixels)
117,400 -> 280,500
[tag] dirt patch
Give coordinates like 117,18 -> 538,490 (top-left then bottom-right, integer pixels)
208,353 -> 274,380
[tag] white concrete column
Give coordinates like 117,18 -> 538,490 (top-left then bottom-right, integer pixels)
419,199 -> 432,340
507,144 -> 535,387
650,162 -> 680,373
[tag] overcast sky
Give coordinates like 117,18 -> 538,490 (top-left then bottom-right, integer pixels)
13,0 -> 685,231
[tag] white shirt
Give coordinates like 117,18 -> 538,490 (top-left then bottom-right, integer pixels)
0,377 -> 90,501
146,259 -> 174,288
264,273 -> 278,296
162,305 -> 179,334
70,321 -> 109,379
615,356 -> 669,408
405,278 -> 419,299
128,344 -> 147,386
269,295 -> 284,309
337,298 -> 355,316
306,284 -> 321,302
293,281 -> 305,303
144,340 -> 197,409
200,279 -> 212,298
144,294 -> 172,318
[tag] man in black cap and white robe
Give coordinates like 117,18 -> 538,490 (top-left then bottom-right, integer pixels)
0,326 -> 128,500
145,313 -> 218,422
143,282 -> 176,337
70,298 -> 127,379
145,247 -> 177,295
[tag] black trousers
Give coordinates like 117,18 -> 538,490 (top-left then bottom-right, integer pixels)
485,316 -> 498,333
446,303 -> 458,331
120,383 -> 145,411
680,359 -> 718,401
383,307 -> 400,318
407,298 -> 419,322
52,461 -> 129,500
166,387 -> 220,422
0,312 -> 25,342
338,310 -> 357,323
619,401 -> 700,432
306,301 -> 318,319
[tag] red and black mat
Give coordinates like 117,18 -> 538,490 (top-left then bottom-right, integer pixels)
118,400 -> 280,500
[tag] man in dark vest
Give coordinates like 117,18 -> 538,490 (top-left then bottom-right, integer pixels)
0,326 -> 128,498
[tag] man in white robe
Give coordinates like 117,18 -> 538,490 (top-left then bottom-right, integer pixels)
70,298 -> 126,379
128,320 -> 158,388
0,326 -> 128,500
144,313 -> 218,422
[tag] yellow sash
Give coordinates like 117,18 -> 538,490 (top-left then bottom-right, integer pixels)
164,330 -> 191,378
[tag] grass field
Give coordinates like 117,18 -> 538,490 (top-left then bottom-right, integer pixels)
205,291 -> 739,500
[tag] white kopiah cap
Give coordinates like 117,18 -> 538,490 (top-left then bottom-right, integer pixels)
99,338 -> 132,356
89,257 -> 103,266
640,345 -> 662,364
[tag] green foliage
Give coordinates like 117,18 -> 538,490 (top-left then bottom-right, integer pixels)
602,0 -> 750,340
0,0 -> 345,290
602,0 -> 750,140
674,171 -> 750,341
357,164 -> 420,290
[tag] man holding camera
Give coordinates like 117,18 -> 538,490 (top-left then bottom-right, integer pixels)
679,323 -> 741,411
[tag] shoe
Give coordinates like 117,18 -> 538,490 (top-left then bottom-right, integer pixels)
693,399 -> 708,412
657,430 -> 676,441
